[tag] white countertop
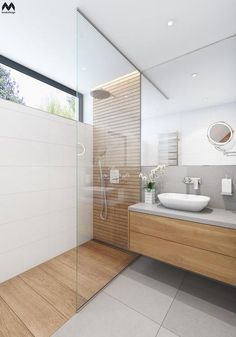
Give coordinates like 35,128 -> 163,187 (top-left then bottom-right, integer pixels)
128,203 -> 236,230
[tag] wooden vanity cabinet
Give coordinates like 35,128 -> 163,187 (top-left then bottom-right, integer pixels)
128,211 -> 236,286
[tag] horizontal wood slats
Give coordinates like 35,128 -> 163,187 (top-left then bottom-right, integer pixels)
93,71 -> 141,248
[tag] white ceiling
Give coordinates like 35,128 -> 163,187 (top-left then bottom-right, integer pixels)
77,13 -> 135,93
0,0 -> 235,98
143,35 -> 236,118
77,0 -> 236,70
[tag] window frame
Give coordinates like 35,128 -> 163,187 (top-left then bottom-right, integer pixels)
0,55 -> 83,122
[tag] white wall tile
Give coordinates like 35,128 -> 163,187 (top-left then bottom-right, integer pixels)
49,208 -> 76,234
49,143 -> 76,166
77,122 -> 93,245
0,98 -> 49,120
78,199 -> 93,245
0,100 -> 93,282
49,119 -> 76,146
0,167 -> 49,194
0,238 -> 49,283
48,113 -> 76,126
0,108 -> 49,142
49,188 -> 76,212
49,167 -> 76,189
48,227 -> 76,259
0,190 -> 49,225
0,138 -> 49,166
0,214 -> 49,254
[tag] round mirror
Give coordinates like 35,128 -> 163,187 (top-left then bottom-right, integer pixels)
207,122 -> 233,146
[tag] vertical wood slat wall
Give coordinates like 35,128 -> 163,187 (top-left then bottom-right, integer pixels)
93,71 -> 141,249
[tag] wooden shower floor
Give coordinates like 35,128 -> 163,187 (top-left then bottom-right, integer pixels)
0,240 -> 137,337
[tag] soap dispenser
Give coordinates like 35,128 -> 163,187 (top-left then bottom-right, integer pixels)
221,175 -> 232,196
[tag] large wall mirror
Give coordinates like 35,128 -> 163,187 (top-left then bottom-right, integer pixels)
141,35 -> 236,166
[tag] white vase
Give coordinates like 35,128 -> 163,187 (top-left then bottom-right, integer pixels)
145,189 -> 155,204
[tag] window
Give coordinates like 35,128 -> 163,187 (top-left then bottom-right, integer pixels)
0,56 -> 83,121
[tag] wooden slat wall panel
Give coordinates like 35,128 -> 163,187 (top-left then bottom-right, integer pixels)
93,72 -> 141,248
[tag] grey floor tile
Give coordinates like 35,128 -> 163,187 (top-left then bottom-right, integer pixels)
163,273 -> 236,337
52,291 -> 159,337
157,327 -> 180,337
104,256 -> 185,323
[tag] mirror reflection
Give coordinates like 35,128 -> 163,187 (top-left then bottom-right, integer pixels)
142,35 -> 236,166
208,122 -> 233,145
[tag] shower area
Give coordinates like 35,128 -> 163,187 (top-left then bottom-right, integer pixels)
0,10 -> 141,337
76,10 -> 141,309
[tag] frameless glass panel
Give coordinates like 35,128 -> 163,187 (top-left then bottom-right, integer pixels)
76,10 -> 141,311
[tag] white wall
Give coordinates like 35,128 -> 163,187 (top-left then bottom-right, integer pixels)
142,101 -> 236,166
0,99 -> 93,282
83,93 -> 93,125
77,122 -> 93,245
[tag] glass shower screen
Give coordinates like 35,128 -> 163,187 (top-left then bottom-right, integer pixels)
76,10 -> 141,311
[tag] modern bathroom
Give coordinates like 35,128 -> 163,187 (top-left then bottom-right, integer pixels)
0,1 -> 235,337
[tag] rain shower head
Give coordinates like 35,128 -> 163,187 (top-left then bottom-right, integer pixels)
90,89 -> 111,99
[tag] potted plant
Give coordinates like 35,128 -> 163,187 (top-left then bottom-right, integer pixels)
139,165 -> 166,204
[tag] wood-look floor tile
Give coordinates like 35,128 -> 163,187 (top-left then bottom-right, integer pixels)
76,241 -> 137,301
0,277 -> 65,337
54,248 -> 76,270
0,240 -> 137,335
80,240 -> 136,272
40,258 -> 76,292
20,266 -> 78,319
77,271 -> 106,300
0,296 -> 33,337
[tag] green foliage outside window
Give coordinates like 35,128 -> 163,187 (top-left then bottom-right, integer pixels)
0,65 -> 76,120
0,65 -> 24,104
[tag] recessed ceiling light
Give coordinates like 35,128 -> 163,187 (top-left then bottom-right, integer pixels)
191,73 -> 198,78
167,20 -> 174,27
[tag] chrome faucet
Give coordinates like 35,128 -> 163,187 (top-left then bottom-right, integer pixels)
183,177 -> 201,190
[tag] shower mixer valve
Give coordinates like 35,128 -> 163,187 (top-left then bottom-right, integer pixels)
110,169 -> 120,184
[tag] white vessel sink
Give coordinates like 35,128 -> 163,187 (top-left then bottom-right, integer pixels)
158,193 -> 210,212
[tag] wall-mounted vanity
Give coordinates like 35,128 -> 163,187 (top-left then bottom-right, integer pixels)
136,26 -> 236,288
128,203 -> 236,286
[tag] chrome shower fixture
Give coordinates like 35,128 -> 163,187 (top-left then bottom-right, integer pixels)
90,88 -> 111,99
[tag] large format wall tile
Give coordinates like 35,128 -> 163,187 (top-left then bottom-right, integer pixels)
142,165 -> 236,210
0,100 -> 83,282
49,167 -> 76,190
49,119 -> 76,146
0,107 -> 49,142
0,238 -> 49,283
0,190 -> 49,225
0,214 -> 49,254
0,138 -> 49,166
0,167 -> 49,194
